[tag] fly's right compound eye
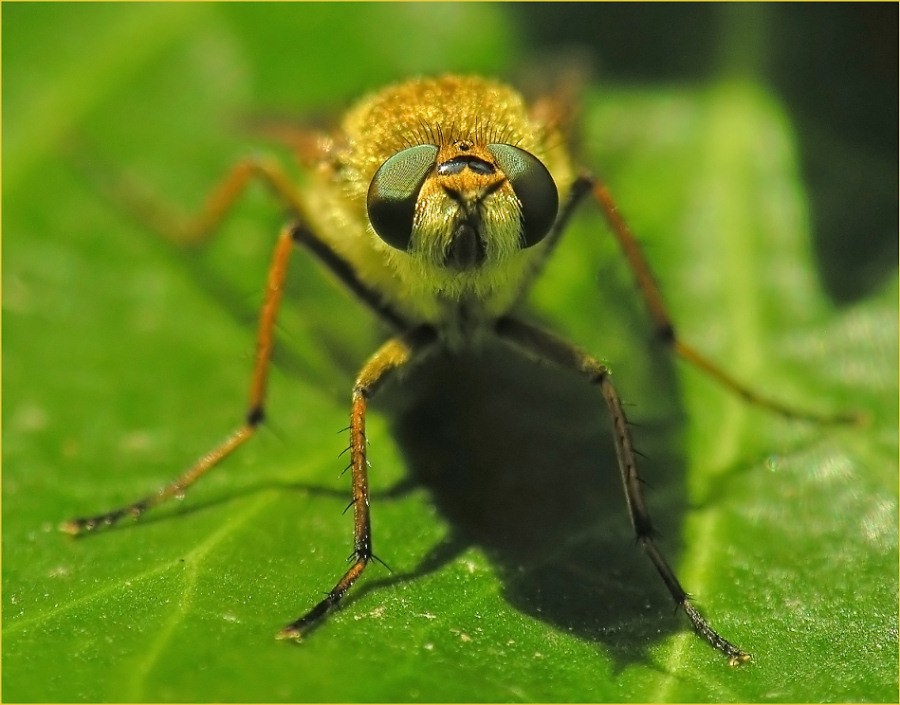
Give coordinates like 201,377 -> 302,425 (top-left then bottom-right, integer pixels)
486,143 -> 558,248
366,144 -> 439,251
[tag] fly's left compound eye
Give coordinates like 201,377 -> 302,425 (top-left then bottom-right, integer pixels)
366,144 -> 439,250
487,144 -> 559,248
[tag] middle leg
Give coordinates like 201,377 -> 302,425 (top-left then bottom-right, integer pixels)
60,222 -> 298,535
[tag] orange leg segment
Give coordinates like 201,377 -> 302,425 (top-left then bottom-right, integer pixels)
277,328 -> 434,640
60,223 -> 297,535
590,178 -> 859,425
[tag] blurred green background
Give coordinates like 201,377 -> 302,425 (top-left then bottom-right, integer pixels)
3,3 -> 897,702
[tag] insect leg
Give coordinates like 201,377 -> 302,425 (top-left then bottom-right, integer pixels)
72,137 -> 311,247
292,222 -> 410,331
510,175 -> 594,305
168,156 -> 309,246
495,316 -> 751,666
278,326 -> 436,640
60,222 -> 298,535
139,148 -> 411,329
587,175 -> 857,424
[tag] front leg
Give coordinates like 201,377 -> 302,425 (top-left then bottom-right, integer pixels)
495,315 -> 751,666
278,326 -> 436,640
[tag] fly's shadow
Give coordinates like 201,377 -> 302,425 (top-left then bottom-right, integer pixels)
377,334 -> 688,665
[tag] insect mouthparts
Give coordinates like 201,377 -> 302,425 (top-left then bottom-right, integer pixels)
444,218 -> 486,270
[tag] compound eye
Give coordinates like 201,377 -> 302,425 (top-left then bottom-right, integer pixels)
487,143 -> 559,247
366,144 -> 439,250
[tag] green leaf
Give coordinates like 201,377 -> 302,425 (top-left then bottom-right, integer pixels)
4,4 -> 896,703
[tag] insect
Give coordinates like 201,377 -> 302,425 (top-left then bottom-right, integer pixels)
61,75 -> 847,665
